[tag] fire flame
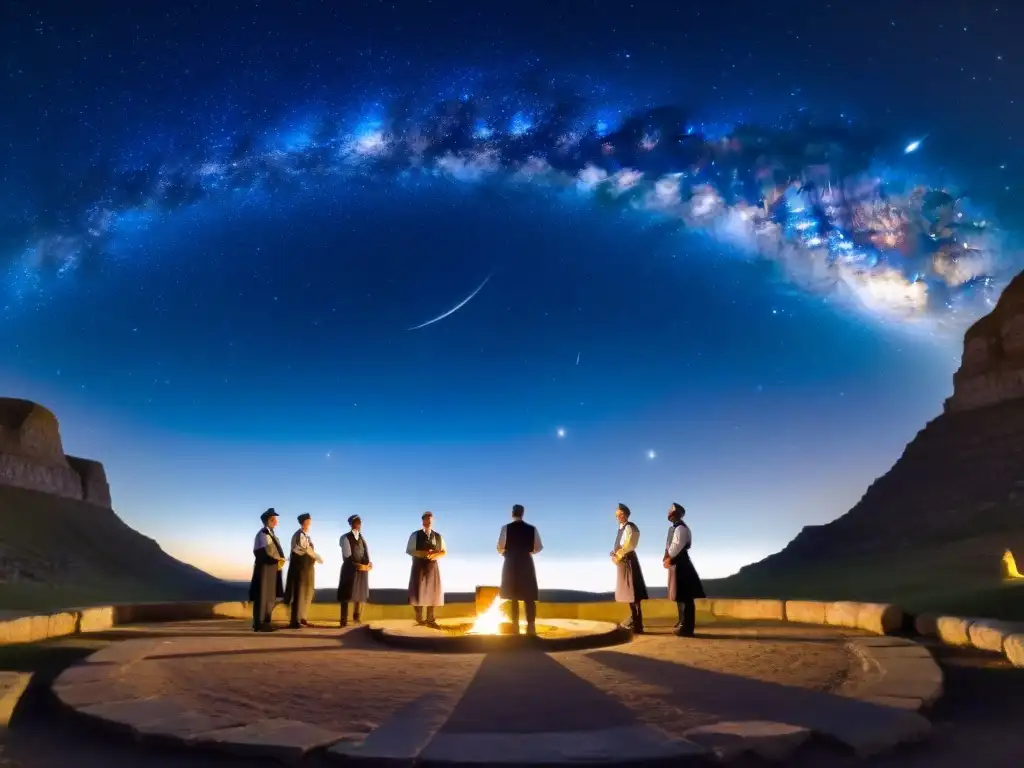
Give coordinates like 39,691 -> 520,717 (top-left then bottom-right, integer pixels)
467,596 -> 527,634
1002,549 -> 1023,580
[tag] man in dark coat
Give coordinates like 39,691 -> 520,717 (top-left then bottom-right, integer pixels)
249,508 -> 286,632
284,513 -> 323,629
406,511 -> 446,627
497,504 -> 544,634
338,514 -> 372,627
611,503 -> 648,634
663,502 -> 705,637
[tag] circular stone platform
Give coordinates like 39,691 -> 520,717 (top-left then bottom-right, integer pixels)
50,619 -> 939,765
368,617 -> 631,652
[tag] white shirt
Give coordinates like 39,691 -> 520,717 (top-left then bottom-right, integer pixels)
339,530 -> 362,559
291,529 -> 322,563
406,529 -> 446,557
616,522 -> 638,555
496,522 -> 544,554
666,524 -> 692,559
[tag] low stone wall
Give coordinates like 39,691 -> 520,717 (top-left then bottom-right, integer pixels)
0,596 -> 911,649
914,613 -> 1024,667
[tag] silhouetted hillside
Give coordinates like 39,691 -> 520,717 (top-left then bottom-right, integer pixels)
0,485 -> 235,610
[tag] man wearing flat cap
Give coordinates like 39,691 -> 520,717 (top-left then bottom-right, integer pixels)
497,503 -> 543,634
338,514 -> 372,627
664,503 -> 706,637
406,511 -> 446,626
250,508 -> 286,632
284,513 -> 323,629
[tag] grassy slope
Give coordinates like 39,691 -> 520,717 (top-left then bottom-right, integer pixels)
708,537 -> 1024,620
0,485 -> 237,610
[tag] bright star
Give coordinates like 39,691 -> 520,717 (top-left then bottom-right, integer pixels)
904,139 -> 923,154
556,427 -> 566,438
647,450 -> 656,460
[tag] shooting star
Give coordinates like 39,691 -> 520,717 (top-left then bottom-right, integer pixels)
575,351 -> 580,366
407,273 -> 493,331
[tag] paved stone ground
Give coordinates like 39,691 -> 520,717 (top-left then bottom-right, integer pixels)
2,617 -> 1012,766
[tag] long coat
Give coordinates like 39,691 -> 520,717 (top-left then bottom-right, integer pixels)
613,522 -> 649,603
338,531 -> 371,603
499,520 -> 540,602
249,527 -> 285,607
666,521 -> 705,602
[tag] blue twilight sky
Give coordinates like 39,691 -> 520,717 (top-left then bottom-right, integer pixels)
1,1 -> 1021,590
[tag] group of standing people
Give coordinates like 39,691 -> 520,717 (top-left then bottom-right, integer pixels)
248,502 -> 704,637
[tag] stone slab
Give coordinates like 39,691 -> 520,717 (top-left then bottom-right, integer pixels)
710,599 -> 785,621
328,691 -> 459,762
85,638 -> 163,665
191,718 -> 350,765
683,721 -> 811,763
806,705 -> 933,757
968,619 -> 1024,654
784,600 -> 828,625
861,644 -> 934,660
53,679 -> 136,709
862,695 -> 925,712
0,671 -> 31,726
77,696 -> 248,742
419,724 -> 708,764
1005,633 -> 1024,667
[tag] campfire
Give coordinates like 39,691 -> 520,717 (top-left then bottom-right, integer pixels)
466,595 -> 528,635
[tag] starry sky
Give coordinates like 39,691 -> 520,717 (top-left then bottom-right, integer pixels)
2,1 -> 1021,591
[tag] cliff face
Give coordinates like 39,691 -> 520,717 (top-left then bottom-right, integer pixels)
0,399 -> 111,506
734,271 -> 1024,582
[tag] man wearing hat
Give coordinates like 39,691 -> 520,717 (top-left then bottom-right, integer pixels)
284,513 -> 323,629
249,508 -> 286,632
611,503 -> 648,634
663,503 -> 706,637
406,511 -> 446,626
338,514 -> 372,627
497,503 -> 543,634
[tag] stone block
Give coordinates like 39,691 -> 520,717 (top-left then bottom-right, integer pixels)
54,679 -> 132,709
785,600 -> 828,625
1004,634 -> 1024,667
328,691 -> 455,762
192,718 -> 348,765
475,586 -> 500,615
684,721 -> 811,763
77,606 -> 116,633
85,639 -> 162,665
710,599 -> 785,621
825,601 -> 861,629
914,614 -> 938,636
79,697 -> 246,741
934,616 -> 974,646
0,671 -> 31,725
577,602 -> 629,623
855,603 -> 904,635
47,612 -> 78,639
210,602 -> 249,619
967,619 -> 1024,654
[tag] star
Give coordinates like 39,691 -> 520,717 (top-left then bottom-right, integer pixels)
556,427 -> 566,438
647,450 -> 657,460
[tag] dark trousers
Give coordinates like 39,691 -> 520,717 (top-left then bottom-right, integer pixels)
508,600 -> 537,631
339,602 -> 361,625
414,606 -> 436,623
628,601 -> 644,628
676,599 -> 696,635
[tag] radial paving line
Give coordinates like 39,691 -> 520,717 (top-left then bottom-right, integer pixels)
49,620 -> 942,765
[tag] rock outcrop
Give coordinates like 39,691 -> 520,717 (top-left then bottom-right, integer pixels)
0,399 -> 109,506
730,270 -> 1024,585
945,270 -> 1024,413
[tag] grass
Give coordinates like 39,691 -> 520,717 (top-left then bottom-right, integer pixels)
708,544 -> 1024,620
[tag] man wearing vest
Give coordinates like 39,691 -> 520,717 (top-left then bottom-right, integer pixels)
611,502 -> 648,634
338,514 -> 372,627
406,511 -> 446,626
663,502 -> 706,637
284,512 -> 323,629
249,508 -> 286,632
497,503 -> 544,634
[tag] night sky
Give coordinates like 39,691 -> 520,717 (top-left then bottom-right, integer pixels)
2,1 -> 1021,590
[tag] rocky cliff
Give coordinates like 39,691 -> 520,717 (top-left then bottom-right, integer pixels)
0,399 -> 111,506
0,398 -> 230,603
728,270 -> 1024,589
